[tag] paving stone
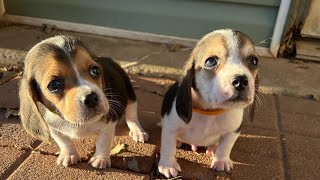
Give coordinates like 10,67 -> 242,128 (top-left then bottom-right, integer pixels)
130,75 -> 174,96
283,134 -> 320,180
8,152 -> 149,180
278,95 -> 320,116
243,94 -> 278,131
175,148 -> 215,180
130,75 -> 172,146
0,76 -> 20,109
36,126 -> 157,174
0,110 -> 38,149
234,127 -> 281,159
0,147 -> 29,180
156,126 -> 283,179
232,127 -> 284,179
231,151 -> 284,180
280,112 -> 320,137
135,89 -> 163,130
134,90 -> 162,146
0,70 -> 18,84
35,138 -> 96,161
112,135 -> 156,174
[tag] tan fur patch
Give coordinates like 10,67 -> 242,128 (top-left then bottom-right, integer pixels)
194,35 -> 228,69
74,47 -> 103,89
240,40 -> 256,60
214,62 -> 225,75
39,54 -> 74,122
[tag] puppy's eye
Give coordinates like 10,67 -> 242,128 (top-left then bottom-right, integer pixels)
90,66 -> 100,77
204,56 -> 218,69
47,79 -> 64,93
248,56 -> 258,67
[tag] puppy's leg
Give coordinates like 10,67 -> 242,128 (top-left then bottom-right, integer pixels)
158,118 -> 181,178
89,121 -> 116,169
211,132 -> 240,172
51,129 -> 80,167
176,140 -> 183,148
125,100 -> 149,143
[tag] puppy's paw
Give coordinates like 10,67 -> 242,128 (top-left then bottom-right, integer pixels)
158,159 -> 181,178
211,157 -> 233,172
88,155 -> 111,169
191,144 -> 198,152
206,145 -> 216,157
57,150 -> 80,167
129,129 -> 149,143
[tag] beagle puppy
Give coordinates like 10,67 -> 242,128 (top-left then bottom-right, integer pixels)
19,35 -> 149,169
158,29 -> 259,178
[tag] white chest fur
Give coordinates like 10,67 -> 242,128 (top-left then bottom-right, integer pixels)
44,110 -> 111,139
164,105 -> 243,147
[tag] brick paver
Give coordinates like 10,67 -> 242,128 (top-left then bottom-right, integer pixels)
0,76 -> 20,109
232,127 -> 284,179
8,152 -> 149,180
278,95 -> 320,116
277,95 -> 320,179
0,147 -> 29,180
0,109 -> 39,149
283,134 -> 320,179
242,94 -> 279,131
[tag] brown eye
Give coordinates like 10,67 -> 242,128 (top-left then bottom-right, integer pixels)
47,78 -> 64,93
89,66 -> 100,77
204,56 -> 219,69
248,56 -> 258,67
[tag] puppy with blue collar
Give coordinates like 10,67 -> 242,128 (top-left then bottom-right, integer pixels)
158,29 -> 259,178
19,35 -> 149,169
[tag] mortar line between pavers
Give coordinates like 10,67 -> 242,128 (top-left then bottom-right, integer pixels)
3,140 -> 43,179
0,148 -> 31,180
275,95 -> 291,180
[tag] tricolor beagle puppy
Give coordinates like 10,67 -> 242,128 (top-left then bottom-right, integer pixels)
19,35 -> 148,169
158,29 -> 259,178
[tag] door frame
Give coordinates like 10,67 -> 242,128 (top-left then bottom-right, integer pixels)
0,0 -> 4,16
270,0 -> 291,57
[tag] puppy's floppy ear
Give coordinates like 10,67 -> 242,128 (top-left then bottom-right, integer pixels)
248,71 -> 259,122
176,62 -> 195,124
19,72 -> 51,143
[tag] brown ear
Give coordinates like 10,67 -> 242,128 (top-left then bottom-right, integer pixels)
176,63 -> 195,124
248,71 -> 260,122
19,73 -> 51,143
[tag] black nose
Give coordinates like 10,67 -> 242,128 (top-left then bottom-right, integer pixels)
84,92 -> 99,108
232,75 -> 248,91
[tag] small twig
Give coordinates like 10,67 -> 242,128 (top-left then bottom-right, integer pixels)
121,52 -> 161,69
256,38 -> 272,46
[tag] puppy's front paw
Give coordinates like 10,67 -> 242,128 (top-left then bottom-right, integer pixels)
89,155 -> 111,169
129,129 -> 149,143
57,150 -> 80,167
211,157 -> 233,172
158,159 -> 181,178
